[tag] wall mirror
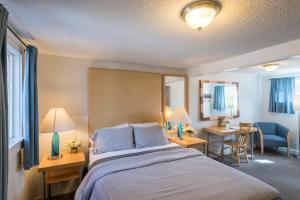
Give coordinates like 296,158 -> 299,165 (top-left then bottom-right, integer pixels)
199,80 -> 239,121
162,74 -> 188,122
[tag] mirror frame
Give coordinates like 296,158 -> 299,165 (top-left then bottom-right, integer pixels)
162,74 -> 188,122
199,80 -> 240,121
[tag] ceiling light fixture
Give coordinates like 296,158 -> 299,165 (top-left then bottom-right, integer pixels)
181,1 -> 221,31
263,63 -> 279,72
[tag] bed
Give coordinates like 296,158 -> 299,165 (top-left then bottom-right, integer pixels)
75,143 -> 281,200
81,69 -> 281,200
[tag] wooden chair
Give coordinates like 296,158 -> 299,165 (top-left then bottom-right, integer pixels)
224,123 -> 252,167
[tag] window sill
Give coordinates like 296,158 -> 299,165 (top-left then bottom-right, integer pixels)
9,137 -> 23,160
9,137 -> 23,150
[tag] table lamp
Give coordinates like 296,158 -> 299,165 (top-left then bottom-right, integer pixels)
40,108 -> 75,159
294,95 -> 300,158
169,107 -> 192,139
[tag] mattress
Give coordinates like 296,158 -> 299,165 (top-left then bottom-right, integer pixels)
77,145 -> 281,200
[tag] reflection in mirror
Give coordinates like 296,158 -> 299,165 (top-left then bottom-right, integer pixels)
200,80 -> 239,121
165,76 -> 185,110
213,85 -> 226,111
163,75 -> 188,129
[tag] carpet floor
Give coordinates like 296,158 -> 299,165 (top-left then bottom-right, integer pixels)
215,148 -> 300,200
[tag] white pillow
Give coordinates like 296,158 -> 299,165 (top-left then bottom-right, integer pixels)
130,122 -> 159,127
133,125 -> 169,148
91,123 -> 130,142
92,126 -> 134,154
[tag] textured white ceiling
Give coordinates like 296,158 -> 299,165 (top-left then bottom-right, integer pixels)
3,0 -> 300,68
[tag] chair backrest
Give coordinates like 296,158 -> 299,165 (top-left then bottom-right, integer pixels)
254,122 -> 277,135
237,123 -> 252,146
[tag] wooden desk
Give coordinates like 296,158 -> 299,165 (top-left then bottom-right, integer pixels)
204,126 -> 257,161
38,151 -> 86,200
169,136 -> 208,155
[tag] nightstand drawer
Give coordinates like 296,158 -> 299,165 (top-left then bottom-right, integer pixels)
46,166 -> 81,184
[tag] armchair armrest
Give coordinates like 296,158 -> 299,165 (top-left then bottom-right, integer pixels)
276,124 -> 289,138
258,128 -> 264,155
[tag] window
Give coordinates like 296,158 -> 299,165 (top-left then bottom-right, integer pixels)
7,44 -> 23,143
269,77 -> 295,114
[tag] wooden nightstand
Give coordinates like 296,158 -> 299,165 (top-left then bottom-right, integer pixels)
38,151 -> 86,200
169,136 -> 208,155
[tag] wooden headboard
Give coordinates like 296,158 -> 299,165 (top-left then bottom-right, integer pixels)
88,68 -> 162,134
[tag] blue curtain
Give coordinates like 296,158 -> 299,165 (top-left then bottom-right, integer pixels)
269,77 -> 295,114
23,45 -> 39,170
213,85 -> 226,111
0,4 -> 8,200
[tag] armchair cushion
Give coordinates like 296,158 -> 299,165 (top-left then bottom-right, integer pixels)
264,135 -> 287,147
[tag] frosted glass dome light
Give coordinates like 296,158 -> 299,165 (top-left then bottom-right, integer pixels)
182,1 -> 221,30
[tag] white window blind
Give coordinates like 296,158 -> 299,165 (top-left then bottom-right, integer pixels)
7,44 -> 23,142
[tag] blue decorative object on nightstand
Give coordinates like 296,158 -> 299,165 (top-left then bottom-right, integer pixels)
169,107 -> 192,140
177,122 -> 184,139
51,131 -> 60,157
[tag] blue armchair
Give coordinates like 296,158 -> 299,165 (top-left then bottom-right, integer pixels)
254,122 -> 291,156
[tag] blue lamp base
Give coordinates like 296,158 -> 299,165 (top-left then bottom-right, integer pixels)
177,122 -> 184,140
49,131 -> 62,160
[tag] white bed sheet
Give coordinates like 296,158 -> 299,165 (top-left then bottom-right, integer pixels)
89,143 -> 179,167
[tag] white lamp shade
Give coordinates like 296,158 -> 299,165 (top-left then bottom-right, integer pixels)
40,108 -> 75,133
169,107 -> 192,124
165,106 -> 173,119
294,95 -> 300,111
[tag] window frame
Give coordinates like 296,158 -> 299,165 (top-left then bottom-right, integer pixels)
295,78 -> 300,96
7,43 -> 24,148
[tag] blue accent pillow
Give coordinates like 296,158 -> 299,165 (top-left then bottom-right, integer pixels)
133,125 -> 169,148
92,126 -> 134,154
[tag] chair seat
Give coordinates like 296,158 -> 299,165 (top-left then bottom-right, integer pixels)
264,135 -> 287,147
